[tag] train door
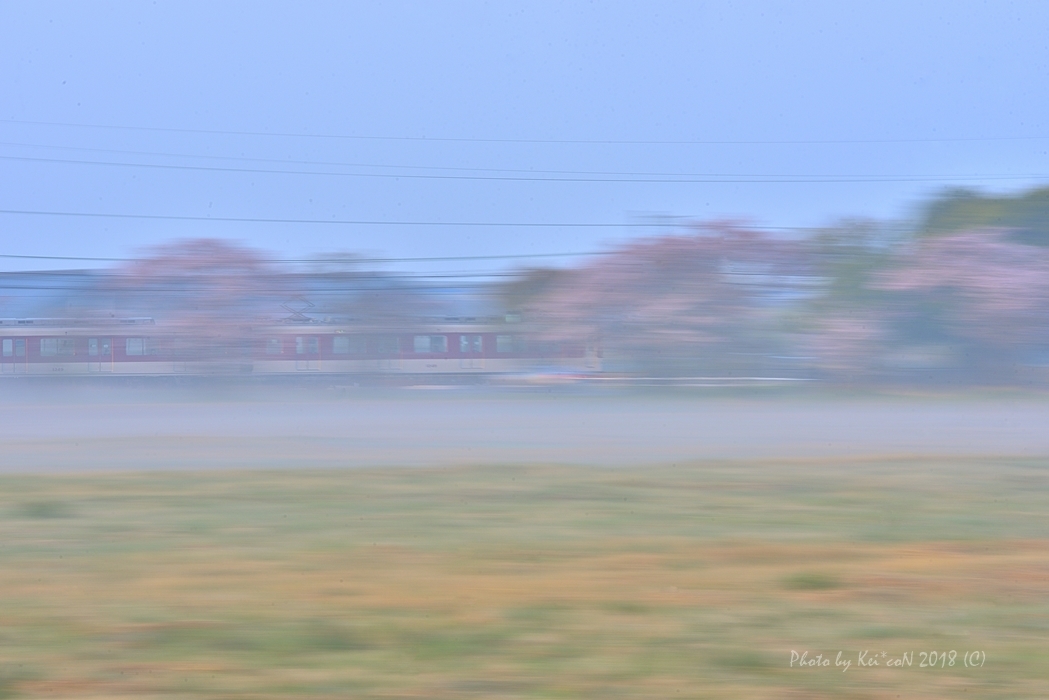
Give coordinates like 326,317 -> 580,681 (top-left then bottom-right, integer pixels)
1,338 -> 27,373
295,336 -> 319,371
459,334 -> 484,370
87,338 -> 113,372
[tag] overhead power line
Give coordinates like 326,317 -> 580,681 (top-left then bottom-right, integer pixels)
0,273 -> 528,292
2,141 -> 1046,183
4,117 -> 1049,145
0,208 -> 827,238
3,152 -> 1045,184
0,208 -> 695,227
0,251 -> 606,264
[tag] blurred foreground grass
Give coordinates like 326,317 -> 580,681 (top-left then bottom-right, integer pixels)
0,457 -> 1047,698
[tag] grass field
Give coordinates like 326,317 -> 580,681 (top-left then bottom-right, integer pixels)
0,457 -> 1047,698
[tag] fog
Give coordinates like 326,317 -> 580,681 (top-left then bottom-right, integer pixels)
4,386 -> 1049,472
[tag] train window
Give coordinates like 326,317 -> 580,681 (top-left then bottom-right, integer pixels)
266,338 -> 283,354
460,334 -> 483,353
496,335 -> 514,353
88,338 -> 98,356
2,339 -> 10,356
41,338 -> 75,357
296,336 -> 319,355
332,336 -> 365,354
126,338 -> 152,356
415,335 -> 447,353
14,339 -> 24,357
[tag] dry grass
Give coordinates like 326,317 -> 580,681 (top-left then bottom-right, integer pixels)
0,458 -> 1047,698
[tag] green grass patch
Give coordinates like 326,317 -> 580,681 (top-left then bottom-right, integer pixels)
783,572 -> 842,590
0,457 -> 1046,698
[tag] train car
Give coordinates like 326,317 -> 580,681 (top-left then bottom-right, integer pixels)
0,318 -> 601,378
0,317 -> 162,376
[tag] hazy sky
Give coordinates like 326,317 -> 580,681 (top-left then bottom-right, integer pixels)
3,1 -> 1049,273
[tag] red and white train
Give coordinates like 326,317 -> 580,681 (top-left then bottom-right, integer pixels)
0,317 -> 601,378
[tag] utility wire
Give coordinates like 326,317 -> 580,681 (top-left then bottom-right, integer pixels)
2,153 -> 1046,184
0,208 -> 697,227
2,141 -> 1044,183
0,276 -> 527,292
0,208 -> 824,238
0,251 -> 607,264
5,117 -> 1049,145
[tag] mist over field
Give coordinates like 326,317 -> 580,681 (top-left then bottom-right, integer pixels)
3,387 -> 1049,472
3,387 -> 1049,698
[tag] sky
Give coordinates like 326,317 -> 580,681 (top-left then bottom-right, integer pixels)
2,1 -> 1049,274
